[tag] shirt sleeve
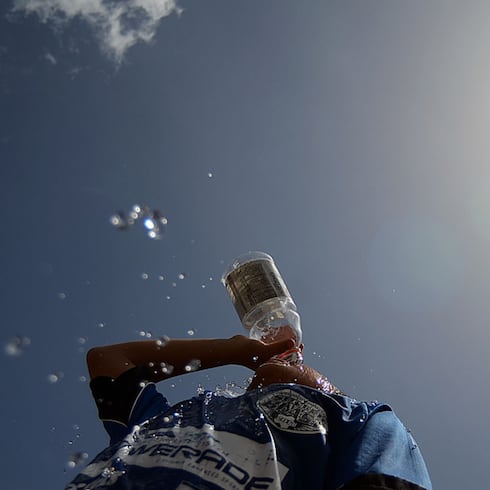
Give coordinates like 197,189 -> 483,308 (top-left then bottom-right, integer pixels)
90,366 -> 169,444
339,473 -> 429,489
331,405 -> 432,490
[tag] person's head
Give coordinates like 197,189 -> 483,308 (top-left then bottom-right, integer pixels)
247,357 -> 335,394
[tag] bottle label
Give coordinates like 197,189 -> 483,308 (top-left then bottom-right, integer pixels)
224,259 -> 292,321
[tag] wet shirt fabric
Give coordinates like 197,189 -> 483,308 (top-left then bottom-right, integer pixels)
67,368 -> 432,490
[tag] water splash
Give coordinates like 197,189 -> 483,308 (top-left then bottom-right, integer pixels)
110,205 -> 168,240
223,382 -> 246,398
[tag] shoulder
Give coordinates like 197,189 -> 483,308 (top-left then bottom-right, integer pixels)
90,366 -> 169,442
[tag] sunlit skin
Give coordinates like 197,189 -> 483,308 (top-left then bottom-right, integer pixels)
86,334 -> 342,395
247,355 -> 340,394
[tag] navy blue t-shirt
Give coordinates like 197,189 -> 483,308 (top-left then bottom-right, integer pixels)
67,368 -> 432,490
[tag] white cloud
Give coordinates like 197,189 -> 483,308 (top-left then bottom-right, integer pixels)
11,0 -> 181,64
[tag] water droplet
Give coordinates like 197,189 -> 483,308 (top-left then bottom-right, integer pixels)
252,355 -> 259,362
187,328 -> 196,336
97,322 -> 106,328
139,330 -> 147,337
158,275 -> 165,281
143,217 -> 155,230
4,336 -> 30,356
201,284 -> 206,289
165,295 -> 171,300
170,383 -> 176,388
184,359 -> 201,372
77,337 -> 87,345
196,384 -> 205,395
141,273 -> 149,280
208,172 -> 213,178
79,376 -> 87,382
66,451 -> 88,469
110,213 -> 128,229
156,335 -> 170,347
47,372 -> 63,383
160,362 -> 174,375
172,282 -> 177,287
58,292 -> 67,300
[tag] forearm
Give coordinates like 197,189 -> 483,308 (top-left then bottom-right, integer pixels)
88,338 -> 239,381
87,335 -> 295,382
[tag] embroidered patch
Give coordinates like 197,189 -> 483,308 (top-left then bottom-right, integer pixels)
257,389 -> 328,434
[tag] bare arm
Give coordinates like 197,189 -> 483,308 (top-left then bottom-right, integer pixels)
86,335 -> 296,382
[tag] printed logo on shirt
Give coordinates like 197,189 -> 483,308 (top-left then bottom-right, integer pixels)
67,424 -> 289,490
257,389 -> 328,434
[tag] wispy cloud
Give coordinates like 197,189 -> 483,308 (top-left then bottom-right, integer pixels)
11,0 -> 182,64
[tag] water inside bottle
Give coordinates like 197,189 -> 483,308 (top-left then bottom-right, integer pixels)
224,258 -> 292,321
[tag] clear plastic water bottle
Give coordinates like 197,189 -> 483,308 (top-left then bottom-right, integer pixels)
222,251 -> 303,364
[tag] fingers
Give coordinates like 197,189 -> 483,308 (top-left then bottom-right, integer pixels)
261,337 -> 295,361
268,336 -> 295,352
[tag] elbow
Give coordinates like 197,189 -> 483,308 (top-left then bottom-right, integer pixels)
86,344 -> 133,379
86,346 -> 108,379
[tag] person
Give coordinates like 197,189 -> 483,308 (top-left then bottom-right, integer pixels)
67,334 -> 432,490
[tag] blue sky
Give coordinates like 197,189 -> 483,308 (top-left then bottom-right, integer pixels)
1,1 -> 489,488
